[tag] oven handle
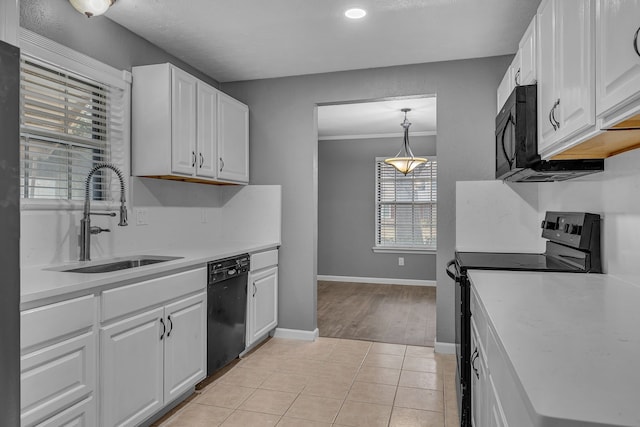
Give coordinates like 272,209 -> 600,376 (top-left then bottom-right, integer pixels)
446,259 -> 458,281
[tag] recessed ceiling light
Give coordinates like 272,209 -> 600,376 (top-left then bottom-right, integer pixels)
345,8 -> 367,19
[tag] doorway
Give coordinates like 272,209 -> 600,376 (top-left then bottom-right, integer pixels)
316,96 -> 438,347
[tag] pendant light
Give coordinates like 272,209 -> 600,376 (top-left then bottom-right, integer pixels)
69,0 -> 116,17
384,108 -> 428,175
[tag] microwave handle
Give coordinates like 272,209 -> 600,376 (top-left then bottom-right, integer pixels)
500,113 -> 515,169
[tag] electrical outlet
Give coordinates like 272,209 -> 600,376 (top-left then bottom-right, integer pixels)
135,208 -> 148,226
398,257 -> 405,266
201,208 -> 208,223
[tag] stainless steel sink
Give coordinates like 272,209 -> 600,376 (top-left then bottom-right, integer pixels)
54,255 -> 183,274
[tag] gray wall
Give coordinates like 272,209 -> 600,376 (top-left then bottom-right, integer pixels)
223,56 -> 509,342
318,136 -> 437,281
20,0 -> 219,87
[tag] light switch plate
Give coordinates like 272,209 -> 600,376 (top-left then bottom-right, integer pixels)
398,257 -> 404,266
135,208 -> 148,226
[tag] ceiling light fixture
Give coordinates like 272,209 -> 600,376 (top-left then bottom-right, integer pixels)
385,108 -> 428,175
69,0 -> 116,18
345,8 -> 367,19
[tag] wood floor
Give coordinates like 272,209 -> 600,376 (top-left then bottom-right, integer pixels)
317,281 -> 437,347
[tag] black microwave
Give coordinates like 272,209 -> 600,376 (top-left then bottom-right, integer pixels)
495,84 -> 603,182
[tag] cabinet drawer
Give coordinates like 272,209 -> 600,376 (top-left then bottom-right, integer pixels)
21,295 -> 95,351
34,396 -> 95,427
101,267 -> 206,323
251,249 -> 278,271
21,332 -> 96,427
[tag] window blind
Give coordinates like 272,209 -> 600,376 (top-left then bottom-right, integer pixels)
19,56 -> 125,201
375,158 -> 437,250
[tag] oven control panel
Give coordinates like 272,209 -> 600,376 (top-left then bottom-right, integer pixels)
541,211 -> 600,250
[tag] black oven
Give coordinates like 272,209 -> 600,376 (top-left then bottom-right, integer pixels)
448,211 -> 602,427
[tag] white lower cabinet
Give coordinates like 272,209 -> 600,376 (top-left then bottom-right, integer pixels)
20,295 -> 97,427
246,250 -> 278,348
99,267 -> 207,427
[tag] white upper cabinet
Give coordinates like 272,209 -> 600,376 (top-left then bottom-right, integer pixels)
496,16 -> 537,113
536,0 -> 595,156
132,63 -> 249,184
519,16 -> 537,86
218,92 -> 249,183
596,0 -> 640,118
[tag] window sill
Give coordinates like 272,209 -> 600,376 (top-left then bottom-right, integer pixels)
372,246 -> 437,255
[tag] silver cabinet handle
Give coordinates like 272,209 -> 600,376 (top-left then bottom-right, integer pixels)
191,151 -> 196,167
471,347 -> 479,379
253,282 -> 257,297
634,27 -> 640,58
551,99 -> 560,130
549,105 -> 556,131
199,153 -> 204,168
514,68 -> 521,86
167,315 -> 173,337
219,157 -> 225,172
160,318 -> 166,340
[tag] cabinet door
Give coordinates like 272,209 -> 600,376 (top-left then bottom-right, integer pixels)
470,322 -> 486,427
248,267 -> 278,345
537,0 -> 559,152
171,67 -> 197,176
556,0 -> 595,140
519,16 -> 537,85
100,308 -> 164,427
218,92 -> 249,183
497,70 -> 513,114
34,396 -> 95,427
196,82 -> 218,179
164,292 -> 207,403
596,0 -> 640,116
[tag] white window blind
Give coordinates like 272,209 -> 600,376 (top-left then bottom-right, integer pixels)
19,56 -> 126,201
375,158 -> 437,250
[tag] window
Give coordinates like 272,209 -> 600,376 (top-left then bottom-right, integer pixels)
18,29 -> 129,206
375,157 -> 437,251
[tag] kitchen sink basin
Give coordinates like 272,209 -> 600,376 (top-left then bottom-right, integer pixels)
55,255 -> 183,274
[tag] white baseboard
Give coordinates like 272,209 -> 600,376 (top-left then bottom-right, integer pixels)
434,340 -> 456,355
318,275 -> 436,287
273,327 -> 319,341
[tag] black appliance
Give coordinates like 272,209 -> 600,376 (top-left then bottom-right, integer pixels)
207,254 -> 250,376
496,84 -> 604,182
446,211 -> 602,427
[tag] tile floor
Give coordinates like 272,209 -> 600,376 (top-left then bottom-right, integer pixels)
156,337 -> 459,427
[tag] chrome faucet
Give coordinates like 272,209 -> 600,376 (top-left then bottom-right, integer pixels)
79,163 -> 128,261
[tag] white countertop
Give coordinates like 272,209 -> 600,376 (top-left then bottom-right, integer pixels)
469,270 -> 640,427
21,241 -> 279,309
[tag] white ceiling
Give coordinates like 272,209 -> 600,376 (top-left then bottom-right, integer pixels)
318,97 -> 436,140
105,0 -> 540,83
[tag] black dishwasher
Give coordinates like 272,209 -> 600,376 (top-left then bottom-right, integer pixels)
207,254 -> 250,376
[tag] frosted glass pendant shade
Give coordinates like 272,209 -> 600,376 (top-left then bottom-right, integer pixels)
385,156 -> 428,175
69,0 -> 115,17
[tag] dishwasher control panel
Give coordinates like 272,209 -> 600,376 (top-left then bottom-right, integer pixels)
208,254 -> 250,284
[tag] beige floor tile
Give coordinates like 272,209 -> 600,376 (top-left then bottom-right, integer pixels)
260,371 -> 309,393
316,361 -> 360,381
195,383 -> 255,409
238,389 -> 298,416
327,349 -> 368,366
334,400 -> 392,427
333,339 -> 372,353
163,403 -> 232,427
302,376 -> 352,400
364,353 -> 404,369
346,381 -> 397,405
277,357 -> 325,376
399,371 -> 443,390
355,366 -> 401,386
237,354 -> 284,371
403,356 -> 439,373
284,395 -> 343,423
276,417 -> 332,427
371,342 -> 407,356
218,366 -> 271,388
389,407 -> 445,427
395,387 -> 444,413
406,346 -> 436,358
220,409 -> 280,427
295,341 -> 337,360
